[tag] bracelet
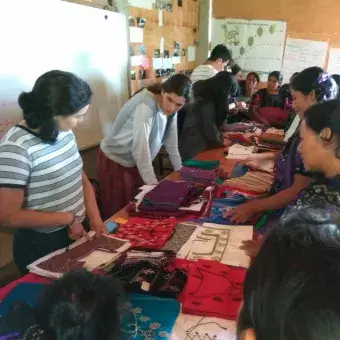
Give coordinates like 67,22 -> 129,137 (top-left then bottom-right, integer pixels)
65,213 -> 76,228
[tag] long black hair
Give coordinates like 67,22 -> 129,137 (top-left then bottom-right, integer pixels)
290,67 -> 338,102
34,269 -> 125,340
193,71 -> 235,127
238,206 -> 340,340
18,70 -> 92,143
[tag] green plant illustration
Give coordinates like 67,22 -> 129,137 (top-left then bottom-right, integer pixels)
221,24 -> 240,46
221,22 -> 277,60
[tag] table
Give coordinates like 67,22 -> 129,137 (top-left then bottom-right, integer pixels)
109,148 -> 237,223
0,148 -> 237,296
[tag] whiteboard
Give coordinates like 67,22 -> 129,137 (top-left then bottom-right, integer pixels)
0,0 -> 129,150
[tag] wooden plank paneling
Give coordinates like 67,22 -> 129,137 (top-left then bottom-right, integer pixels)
129,0 -> 199,93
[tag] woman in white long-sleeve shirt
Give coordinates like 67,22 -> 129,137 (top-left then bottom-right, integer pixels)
98,74 -> 192,219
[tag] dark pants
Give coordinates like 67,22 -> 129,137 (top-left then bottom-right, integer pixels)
13,228 -> 74,275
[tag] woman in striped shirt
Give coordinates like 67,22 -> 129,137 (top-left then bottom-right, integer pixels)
0,70 -> 106,274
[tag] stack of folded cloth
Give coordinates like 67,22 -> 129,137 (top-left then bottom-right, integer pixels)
255,134 -> 285,152
180,167 -> 226,185
223,170 -> 274,194
127,180 -> 213,217
182,159 -> 220,170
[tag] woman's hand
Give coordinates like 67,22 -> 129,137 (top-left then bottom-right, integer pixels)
68,218 -> 91,241
223,201 -> 258,224
90,219 -> 108,237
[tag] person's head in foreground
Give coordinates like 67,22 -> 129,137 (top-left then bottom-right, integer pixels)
19,70 -> 92,143
208,44 -> 232,71
290,67 -> 338,117
237,206 -> 340,340
26,269 -> 125,340
299,99 -> 340,175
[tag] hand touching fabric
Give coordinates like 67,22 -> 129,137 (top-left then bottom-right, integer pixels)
223,201 -> 258,224
68,219 -> 91,241
90,219 -> 108,237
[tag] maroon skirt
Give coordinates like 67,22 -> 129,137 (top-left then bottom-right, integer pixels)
97,149 -> 143,220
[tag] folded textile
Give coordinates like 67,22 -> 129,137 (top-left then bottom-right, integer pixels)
128,186 -> 214,218
184,223 -> 253,268
28,233 -> 131,279
0,283 -> 44,316
114,217 -> 177,250
182,159 -> 220,170
196,198 -> 260,226
140,181 -> 195,213
180,167 -> 226,185
110,251 -> 187,299
182,260 -> 246,320
223,122 -> 257,133
119,294 -> 180,340
216,186 -> 260,199
223,171 -> 274,194
226,144 -> 256,160
0,274 -> 51,302
162,223 -> 198,254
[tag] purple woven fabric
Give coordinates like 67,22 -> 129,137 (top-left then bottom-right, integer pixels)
140,180 -> 193,212
180,167 -> 225,185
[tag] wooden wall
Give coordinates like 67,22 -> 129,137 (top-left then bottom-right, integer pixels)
213,0 -> 340,69
129,1 -> 199,94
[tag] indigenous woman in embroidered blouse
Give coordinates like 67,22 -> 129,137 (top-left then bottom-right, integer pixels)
225,67 -> 338,228
0,71 -> 106,274
250,71 -> 291,128
98,74 -> 192,219
295,99 -> 340,211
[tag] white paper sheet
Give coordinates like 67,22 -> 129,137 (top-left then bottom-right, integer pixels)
128,0 -> 155,10
281,38 -> 328,83
153,57 -> 163,69
327,48 -> 340,75
130,55 -> 143,66
129,26 -> 144,43
226,144 -> 255,160
172,56 -> 181,64
158,9 -> 163,26
162,57 -> 173,69
188,46 -> 196,62
211,19 -> 286,81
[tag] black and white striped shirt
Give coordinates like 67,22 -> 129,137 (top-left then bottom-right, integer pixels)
0,126 -> 85,233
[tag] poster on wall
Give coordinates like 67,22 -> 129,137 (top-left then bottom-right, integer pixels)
281,38 -> 328,83
327,48 -> 340,75
211,19 -> 287,81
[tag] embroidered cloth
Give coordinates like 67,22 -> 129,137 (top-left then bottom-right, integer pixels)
119,294 -> 180,340
115,218 -> 177,249
182,260 -> 246,320
185,223 -> 253,268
